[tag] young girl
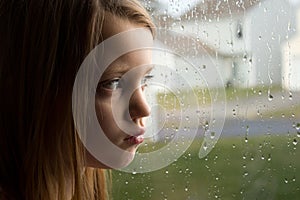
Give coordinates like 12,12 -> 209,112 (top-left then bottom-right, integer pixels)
0,0 -> 154,199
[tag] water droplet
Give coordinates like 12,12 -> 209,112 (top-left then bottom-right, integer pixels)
258,35 -> 262,40
295,123 -> 300,131
210,132 -> 215,139
165,170 -> 169,174
184,186 -> 188,192
243,172 -> 249,177
258,90 -> 262,95
243,53 -> 247,62
257,109 -> 261,116
268,94 -> 273,101
249,58 -> 252,64
232,144 -> 236,149
203,142 -> 208,151
267,154 -> 272,161
125,181 -> 129,185
293,139 -> 298,146
232,108 -> 237,116
245,137 -> 248,143
132,171 -> 137,175
284,178 -> 288,184
180,25 -> 184,30
240,188 -> 244,194
289,92 -> 293,100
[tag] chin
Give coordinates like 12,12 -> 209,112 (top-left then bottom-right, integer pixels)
85,147 -> 136,169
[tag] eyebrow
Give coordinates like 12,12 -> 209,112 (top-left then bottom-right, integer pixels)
101,63 -> 154,81
100,64 -> 131,80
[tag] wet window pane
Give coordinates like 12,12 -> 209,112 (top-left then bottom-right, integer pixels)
112,0 -> 300,199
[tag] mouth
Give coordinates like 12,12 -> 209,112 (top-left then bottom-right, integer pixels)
124,135 -> 144,145
124,128 -> 145,145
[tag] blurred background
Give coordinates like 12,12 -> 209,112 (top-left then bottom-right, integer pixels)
112,0 -> 300,199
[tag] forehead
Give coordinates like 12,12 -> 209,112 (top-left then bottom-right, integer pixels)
102,49 -> 153,78
100,13 -> 153,78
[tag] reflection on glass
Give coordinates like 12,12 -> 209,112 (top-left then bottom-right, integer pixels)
112,0 -> 300,199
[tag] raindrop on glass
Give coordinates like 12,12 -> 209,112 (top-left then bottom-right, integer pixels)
289,92 -> 293,100
203,142 -> 208,151
242,154 -> 246,160
268,94 -> 273,101
284,178 -> 288,184
258,90 -> 262,95
184,186 -> 188,192
233,108 -> 236,116
243,53 -> 247,62
295,123 -> 300,131
293,139 -> 298,146
210,132 -> 215,139
267,154 -> 272,161
243,172 -> 249,177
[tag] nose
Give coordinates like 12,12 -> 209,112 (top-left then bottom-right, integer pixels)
129,86 -> 151,125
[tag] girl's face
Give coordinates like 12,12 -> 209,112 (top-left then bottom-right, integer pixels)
85,15 -> 153,168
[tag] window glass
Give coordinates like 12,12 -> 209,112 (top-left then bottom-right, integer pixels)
112,0 -> 300,199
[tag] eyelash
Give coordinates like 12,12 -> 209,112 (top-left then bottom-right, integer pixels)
98,75 -> 154,91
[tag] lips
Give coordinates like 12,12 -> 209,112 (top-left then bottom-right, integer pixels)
125,135 -> 144,145
124,127 -> 145,145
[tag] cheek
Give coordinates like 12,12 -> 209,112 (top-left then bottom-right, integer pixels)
95,98 -> 121,138
95,99 -> 112,127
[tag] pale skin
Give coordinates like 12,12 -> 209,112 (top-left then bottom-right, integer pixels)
85,14 -> 153,168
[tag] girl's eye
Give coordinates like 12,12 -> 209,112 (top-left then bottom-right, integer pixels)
141,75 -> 154,87
100,78 -> 122,91
98,74 -> 154,92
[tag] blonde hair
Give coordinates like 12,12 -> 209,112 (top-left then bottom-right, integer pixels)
0,0 -> 153,199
